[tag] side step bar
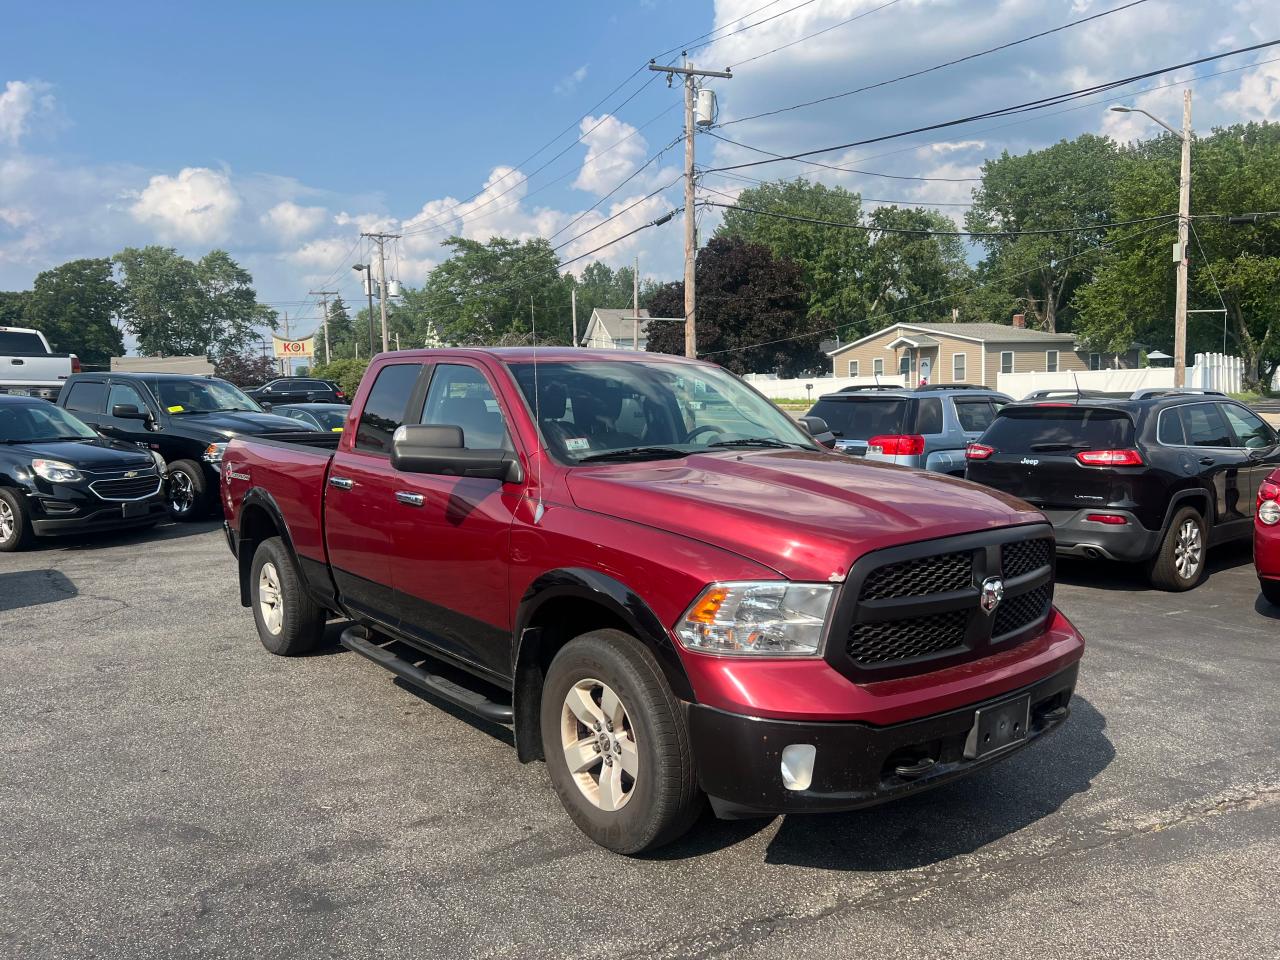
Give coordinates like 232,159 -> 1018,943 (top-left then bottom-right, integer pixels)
340,625 -> 514,725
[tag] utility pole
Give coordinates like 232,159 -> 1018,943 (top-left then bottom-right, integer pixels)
632,255 -> 640,350
649,56 -> 732,358
281,311 -> 290,377
361,232 -> 401,354
353,263 -> 376,358
1174,89 -> 1192,389
571,287 -> 578,347
309,289 -> 338,364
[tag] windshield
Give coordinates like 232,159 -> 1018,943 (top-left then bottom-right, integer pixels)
508,359 -> 817,463
808,397 -> 909,440
0,402 -> 99,442
152,378 -> 262,414
308,407 -> 348,430
982,407 -> 1135,450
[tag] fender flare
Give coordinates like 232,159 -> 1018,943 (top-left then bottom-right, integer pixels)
511,568 -> 695,763
1162,486 -> 1214,532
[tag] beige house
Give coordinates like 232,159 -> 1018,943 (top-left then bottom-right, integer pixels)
827,320 -> 1139,389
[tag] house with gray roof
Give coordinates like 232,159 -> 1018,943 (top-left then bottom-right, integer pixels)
578,308 -> 681,351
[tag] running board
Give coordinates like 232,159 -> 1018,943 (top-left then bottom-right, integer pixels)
339,625 -> 514,725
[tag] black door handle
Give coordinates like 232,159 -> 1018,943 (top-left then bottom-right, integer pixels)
1198,456 -> 1216,465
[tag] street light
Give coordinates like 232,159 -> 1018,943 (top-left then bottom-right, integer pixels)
353,263 -> 375,358
1109,94 -> 1192,387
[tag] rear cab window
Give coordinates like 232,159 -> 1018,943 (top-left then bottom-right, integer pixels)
354,363 -> 424,453
982,406 -> 1135,452
0,330 -> 47,353
808,396 -> 910,440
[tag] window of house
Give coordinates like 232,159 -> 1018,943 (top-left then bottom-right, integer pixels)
898,354 -> 911,378
1000,351 -> 1014,375
1089,353 -> 1103,371
873,357 -> 884,376
952,353 -> 966,382
1046,350 -> 1059,373
354,363 -> 423,453
846,360 -> 859,377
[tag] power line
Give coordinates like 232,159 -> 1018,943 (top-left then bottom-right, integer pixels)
700,179 -> 973,208
720,0 -> 1152,127
547,135 -> 684,242
679,0 -> 825,59
553,175 -> 684,253
729,0 -> 903,69
706,130 -> 982,181
708,39 -> 1280,174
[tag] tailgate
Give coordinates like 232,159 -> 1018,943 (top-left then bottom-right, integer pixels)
0,354 -> 73,387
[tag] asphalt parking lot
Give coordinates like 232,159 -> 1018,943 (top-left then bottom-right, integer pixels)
1,523 -> 1277,960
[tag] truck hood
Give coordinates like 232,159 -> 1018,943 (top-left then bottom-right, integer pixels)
167,410 -> 304,441
565,449 -> 1043,581
3,437 -> 155,470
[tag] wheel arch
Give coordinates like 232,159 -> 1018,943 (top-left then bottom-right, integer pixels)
511,568 -> 694,764
235,489 -> 296,607
1163,487 -> 1213,531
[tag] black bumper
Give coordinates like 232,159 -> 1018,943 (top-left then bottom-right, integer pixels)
1042,508 -> 1161,562
31,499 -> 166,536
688,662 -> 1078,818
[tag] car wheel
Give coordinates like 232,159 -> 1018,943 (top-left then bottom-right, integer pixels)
165,460 -> 208,521
1259,578 -> 1280,607
249,536 -> 325,656
1148,506 -> 1207,591
540,629 -> 702,854
0,488 -> 33,552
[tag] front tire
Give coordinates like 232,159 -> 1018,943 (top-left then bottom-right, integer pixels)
1260,578 -> 1280,607
165,460 -> 209,521
0,488 -> 33,552
540,629 -> 702,854
1148,506 -> 1207,591
249,537 -> 325,655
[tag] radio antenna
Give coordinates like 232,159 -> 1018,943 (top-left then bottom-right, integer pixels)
530,296 -> 545,525
1071,369 -> 1082,399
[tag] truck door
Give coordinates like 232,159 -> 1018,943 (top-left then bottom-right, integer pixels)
324,361 -> 427,627
61,379 -> 108,426
386,361 -> 523,679
99,380 -> 159,444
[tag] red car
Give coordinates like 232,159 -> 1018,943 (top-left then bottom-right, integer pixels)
1255,468 -> 1280,604
220,349 -> 1085,854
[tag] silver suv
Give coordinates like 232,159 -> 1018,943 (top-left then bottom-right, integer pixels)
806,385 -> 1012,475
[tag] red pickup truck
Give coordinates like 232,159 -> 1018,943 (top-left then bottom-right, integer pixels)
221,348 -> 1084,853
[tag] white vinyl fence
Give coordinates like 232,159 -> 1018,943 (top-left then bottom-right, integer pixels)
997,353 -> 1244,399
743,374 -> 906,400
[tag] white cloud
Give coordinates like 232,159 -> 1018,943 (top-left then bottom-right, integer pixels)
0,206 -> 34,229
929,140 -> 986,154
573,114 -> 647,195
0,79 -> 55,145
555,64 -> 589,96
129,166 -> 241,244
1218,58 -> 1280,121
261,200 -> 328,240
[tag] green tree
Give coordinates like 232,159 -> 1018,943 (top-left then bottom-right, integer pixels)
570,261 -> 638,326
323,296 -> 353,356
863,206 -> 971,326
965,134 -> 1122,332
214,351 -> 277,387
0,291 -> 28,326
22,258 -> 125,365
645,236 -> 822,376
310,358 -> 370,396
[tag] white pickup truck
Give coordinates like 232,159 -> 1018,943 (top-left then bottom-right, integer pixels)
0,326 -> 80,400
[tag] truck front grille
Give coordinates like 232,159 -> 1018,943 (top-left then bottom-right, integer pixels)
829,525 -> 1056,682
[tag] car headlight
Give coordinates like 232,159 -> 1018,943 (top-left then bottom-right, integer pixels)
201,442 -> 228,472
674,581 -> 834,656
32,459 -> 83,483
1260,499 -> 1280,526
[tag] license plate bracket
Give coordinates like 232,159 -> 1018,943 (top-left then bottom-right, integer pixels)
964,693 -> 1030,760
121,501 -> 149,519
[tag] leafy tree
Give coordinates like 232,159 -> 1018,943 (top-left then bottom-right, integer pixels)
966,134 -> 1122,332
214,351 -> 277,387
863,207 -> 971,326
21,258 -> 125,365
0,291 -> 28,326
1074,123 -> 1280,388
645,236 -> 822,376
570,261 -> 639,327
311,358 -> 370,396
322,296 -> 353,356
114,246 -> 276,359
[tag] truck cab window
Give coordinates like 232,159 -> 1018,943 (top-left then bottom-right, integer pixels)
419,364 -> 512,450
107,382 -> 147,415
63,380 -> 107,414
355,363 -> 423,453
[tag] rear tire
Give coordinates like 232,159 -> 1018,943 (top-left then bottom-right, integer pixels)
0,488 -> 33,552
165,460 -> 209,521
540,629 -> 702,855
1148,506 -> 1207,591
249,537 -> 325,655
1260,578 -> 1280,607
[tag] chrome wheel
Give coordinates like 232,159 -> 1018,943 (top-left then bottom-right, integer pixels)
168,470 -> 194,514
258,562 -> 284,635
0,500 -> 13,543
1174,518 -> 1203,580
560,678 -> 639,812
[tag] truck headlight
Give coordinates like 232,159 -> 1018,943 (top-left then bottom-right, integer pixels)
32,459 -> 83,483
674,582 -> 833,656
201,443 -> 228,472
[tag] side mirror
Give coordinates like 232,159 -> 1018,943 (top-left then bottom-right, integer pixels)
112,403 -> 148,420
391,424 -> 524,483
797,415 -> 829,436
259,401 -> 272,412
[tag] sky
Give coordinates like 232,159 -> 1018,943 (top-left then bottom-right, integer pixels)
3,0 -> 1280,348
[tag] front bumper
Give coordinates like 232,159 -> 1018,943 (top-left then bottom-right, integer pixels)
688,662 -> 1077,818
25,475 -> 166,537
1042,508 -> 1161,562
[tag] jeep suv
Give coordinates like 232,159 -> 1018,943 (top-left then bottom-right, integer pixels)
806,385 -> 1011,475
965,390 -> 1280,590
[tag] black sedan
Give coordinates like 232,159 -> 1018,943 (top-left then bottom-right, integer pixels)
270,403 -> 351,433
0,396 -> 166,551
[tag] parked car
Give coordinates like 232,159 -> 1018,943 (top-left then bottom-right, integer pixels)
271,403 -> 351,432
57,372 -> 305,521
245,377 -> 348,406
0,395 -> 166,551
965,390 -> 1280,590
1254,467 -> 1280,605
0,325 -> 81,400
806,384 -> 1012,475
221,348 -> 1084,854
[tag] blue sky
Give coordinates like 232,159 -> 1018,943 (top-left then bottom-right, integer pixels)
3,1 -> 1279,345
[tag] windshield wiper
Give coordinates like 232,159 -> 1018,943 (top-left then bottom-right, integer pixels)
706,437 -> 804,450
577,446 -> 690,463
3,436 -> 84,443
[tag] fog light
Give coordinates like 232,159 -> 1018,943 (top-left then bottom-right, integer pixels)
780,744 -> 816,791
1261,499 -> 1280,526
